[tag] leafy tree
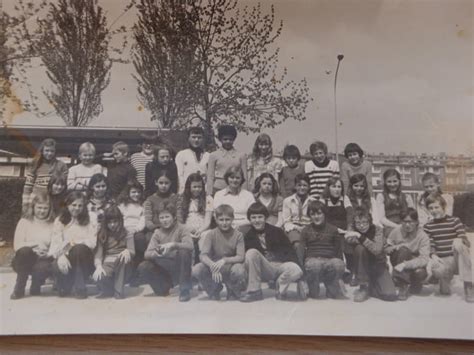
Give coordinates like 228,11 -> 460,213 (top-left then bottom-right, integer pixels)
191,0 -> 311,139
34,0 -> 113,126
132,0 -> 200,129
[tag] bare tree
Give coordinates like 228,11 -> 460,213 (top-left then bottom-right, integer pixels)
132,0 -> 200,129
190,0 -> 311,140
34,0 -> 112,126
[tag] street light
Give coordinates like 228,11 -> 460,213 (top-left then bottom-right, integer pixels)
334,54 -> 344,164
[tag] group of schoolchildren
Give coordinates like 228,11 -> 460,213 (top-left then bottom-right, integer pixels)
10,125 -> 473,304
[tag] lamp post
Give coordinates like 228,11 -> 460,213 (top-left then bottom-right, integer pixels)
334,54 -> 344,164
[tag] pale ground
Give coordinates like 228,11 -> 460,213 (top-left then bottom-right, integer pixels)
1,236 -> 473,339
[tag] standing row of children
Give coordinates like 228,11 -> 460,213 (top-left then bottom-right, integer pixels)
12,124 -> 472,303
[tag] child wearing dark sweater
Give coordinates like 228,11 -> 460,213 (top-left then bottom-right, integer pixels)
298,200 -> 345,299
104,141 -> 137,199
145,144 -> 178,197
279,145 -> 305,199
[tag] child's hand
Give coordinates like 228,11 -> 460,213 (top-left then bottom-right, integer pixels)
385,245 -> 397,254
211,259 -> 226,273
212,271 -> 223,283
57,255 -> 71,274
160,242 -> 175,255
394,262 -> 405,272
119,249 -> 131,264
93,265 -> 106,281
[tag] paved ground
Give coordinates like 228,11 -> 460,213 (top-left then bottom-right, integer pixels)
1,234 -> 473,339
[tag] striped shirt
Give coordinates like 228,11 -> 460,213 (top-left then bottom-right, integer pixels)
423,216 -> 466,258
304,159 -> 340,198
130,152 -> 154,188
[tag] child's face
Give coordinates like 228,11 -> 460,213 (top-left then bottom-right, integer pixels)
259,177 -> 273,195
142,143 -> 154,155
112,149 -> 128,163
42,146 -> 56,161
68,198 -> 84,218
354,217 -> 370,233
295,180 -> 309,197
249,213 -> 266,231
107,218 -> 120,232
309,210 -> 325,226
157,149 -> 171,165
190,181 -> 203,197
34,202 -> 50,220
51,182 -> 66,195
347,152 -> 361,166
189,133 -> 204,149
258,141 -> 270,156
401,216 -> 418,233
215,214 -> 233,232
155,176 -> 171,194
227,173 -> 243,190
428,201 -> 445,219
352,180 -> 366,197
423,179 -> 439,194
385,174 -> 400,193
329,181 -> 342,198
79,150 -> 95,165
129,187 -> 142,203
312,149 -> 326,163
220,135 -> 235,150
159,211 -> 175,229
92,180 -> 107,198
285,156 -> 299,168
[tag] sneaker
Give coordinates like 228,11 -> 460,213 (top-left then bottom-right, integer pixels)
397,284 -> 409,301
353,285 -> 369,302
179,291 -> 191,302
239,290 -> 263,303
296,280 -> 309,301
464,282 -> 474,303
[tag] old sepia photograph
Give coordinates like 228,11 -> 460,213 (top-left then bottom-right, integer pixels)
0,0 -> 473,340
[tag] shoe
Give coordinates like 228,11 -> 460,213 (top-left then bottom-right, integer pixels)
179,291 -> 191,302
275,290 -> 288,301
464,282 -> 474,303
267,280 -> 276,290
397,284 -> 409,301
96,291 -> 113,299
296,280 -> 309,301
353,285 -> 369,302
209,284 -> 223,300
350,275 -> 359,287
75,289 -> 88,299
10,291 -> 24,300
239,290 -> 263,302
114,292 -> 125,300
29,285 -> 41,296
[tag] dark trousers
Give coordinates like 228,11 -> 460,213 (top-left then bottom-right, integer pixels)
390,247 -> 427,293
52,244 -> 94,295
353,244 -> 397,301
98,256 -> 131,297
12,247 -> 52,295
304,257 -> 345,298
137,249 -> 192,295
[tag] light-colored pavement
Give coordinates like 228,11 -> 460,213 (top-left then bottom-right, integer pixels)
1,271 -> 473,339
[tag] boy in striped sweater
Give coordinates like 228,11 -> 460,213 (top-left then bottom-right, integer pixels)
130,133 -> 156,189
304,141 -> 339,199
423,193 -> 473,303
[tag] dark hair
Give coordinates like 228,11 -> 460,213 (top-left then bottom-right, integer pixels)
347,174 -> 372,211
322,177 -> 344,200
247,201 -> 269,220
180,173 -> 206,222
97,206 -> 126,245
224,166 -> 245,186
154,169 -> 174,184
59,191 -> 90,226
153,144 -> 174,161
309,141 -> 328,155
118,179 -> 144,205
282,145 -> 301,161
425,192 -> 447,209
254,172 -> 279,196
307,200 -> 327,217
47,172 -> 67,195
382,168 -> 402,195
252,133 -> 273,159
217,124 -> 237,140
353,206 -> 373,226
344,143 -> 364,158
158,201 -> 177,218
400,207 -> 419,222
87,173 -> 109,199
141,132 -> 158,144
30,138 -> 58,174
188,126 -> 204,136
294,173 -> 310,186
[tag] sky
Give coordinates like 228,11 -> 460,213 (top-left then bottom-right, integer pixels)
3,0 -> 473,155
